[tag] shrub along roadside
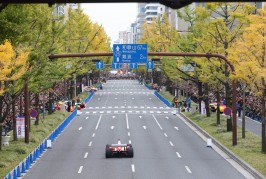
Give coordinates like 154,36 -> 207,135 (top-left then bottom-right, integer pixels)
0,92 -> 90,178
184,112 -> 266,177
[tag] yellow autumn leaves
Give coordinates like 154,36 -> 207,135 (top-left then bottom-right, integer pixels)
0,40 -> 28,95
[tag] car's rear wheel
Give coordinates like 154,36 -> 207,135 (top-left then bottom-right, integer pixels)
128,147 -> 134,158
106,144 -> 112,158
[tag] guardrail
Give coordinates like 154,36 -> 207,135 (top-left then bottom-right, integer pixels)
154,91 -> 171,107
144,83 -> 152,90
4,92 -> 95,179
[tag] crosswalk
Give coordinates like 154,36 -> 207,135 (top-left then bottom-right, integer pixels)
96,91 -> 154,95
83,110 -> 174,114
81,106 -> 175,115
85,106 -> 171,109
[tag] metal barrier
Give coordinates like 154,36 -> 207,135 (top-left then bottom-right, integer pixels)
4,92 -> 95,179
154,91 -> 171,107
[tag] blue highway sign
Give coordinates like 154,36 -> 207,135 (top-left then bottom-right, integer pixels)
96,61 -> 104,69
112,62 -> 121,69
113,44 -> 148,63
146,61 -> 154,69
129,63 -> 138,69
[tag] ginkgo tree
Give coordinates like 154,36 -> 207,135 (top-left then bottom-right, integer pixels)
229,5 -> 266,153
0,40 -> 29,150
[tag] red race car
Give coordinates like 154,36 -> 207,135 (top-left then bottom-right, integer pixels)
105,140 -> 134,158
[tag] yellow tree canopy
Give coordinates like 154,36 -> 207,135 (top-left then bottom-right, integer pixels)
229,5 -> 266,96
0,40 -> 28,95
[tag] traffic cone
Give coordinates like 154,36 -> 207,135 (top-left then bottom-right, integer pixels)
13,169 -> 17,179
22,161 -> 26,173
17,165 -> 21,177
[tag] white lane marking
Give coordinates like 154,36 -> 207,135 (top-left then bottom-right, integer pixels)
126,113 -> 129,129
98,98 -> 100,100
100,111 -> 104,114
143,126 -> 147,129
78,166 -> 83,173
139,116 -> 142,118
131,164 -> 135,172
143,111 -> 147,113
114,111 -> 118,113
132,98 -> 135,100
108,106 -> 112,108
95,114 -> 102,130
164,133 -> 168,137
185,166 -> 192,173
157,111 -> 161,113
152,115 -> 163,130
136,111 -> 140,113
128,132 -> 130,136
84,152 -> 88,158
129,111 -> 132,113
96,107 -> 99,109
107,111 -> 111,113
78,127 -> 82,131
111,126 -> 114,130
92,133 -> 95,137
150,111 -> 154,113
176,152 -> 181,158
86,112 -> 90,114
89,141 -> 92,146
165,116 -> 169,119
86,117 -> 89,119
112,116 -> 115,119
129,140 -> 132,144
169,141 -> 174,146
115,98 -> 117,99
175,126 -> 179,130
121,111 -> 125,113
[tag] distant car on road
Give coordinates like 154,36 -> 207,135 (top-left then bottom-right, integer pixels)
105,140 -> 134,158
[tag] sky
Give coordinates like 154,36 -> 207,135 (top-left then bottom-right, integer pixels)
81,3 -> 138,44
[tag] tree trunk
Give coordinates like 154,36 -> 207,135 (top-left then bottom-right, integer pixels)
35,93 -> 40,125
216,91 -> 220,125
225,82 -> 231,108
48,91 -> 53,115
204,83 -> 210,117
262,95 -> 266,153
198,81 -> 203,114
24,82 -> 30,144
242,84 -> 246,139
19,95 -> 23,116
0,96 -> 3,150
12,94 -> 17,141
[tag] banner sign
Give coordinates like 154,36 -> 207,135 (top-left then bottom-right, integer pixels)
16,116 -> 25,138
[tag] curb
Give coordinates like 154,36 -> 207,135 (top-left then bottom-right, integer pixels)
179,112 -> 265,179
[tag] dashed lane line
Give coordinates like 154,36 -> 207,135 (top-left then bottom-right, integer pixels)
89,141 -> 92,147
164,133 -> 168,137
84,152 -> 88,159
126,113 -> 129,129
95,114 -> 102,130
152,114 -> 163,130
78,166 -> 83,174
169,141 -> 174,146
176,152 -> 181,158
185,166 -> 192,173
92,133 -> 95,137
131,164 -> 135,172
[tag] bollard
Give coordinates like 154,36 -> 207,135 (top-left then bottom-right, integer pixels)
13,169 -> 17,179
207,138 -> 212,148
17,165 -> 21,177
30,153 -> 33,164
33,150 -> 36,162
22,161 -> 26,173
46,139 -> 52,148
8,173 -> 11,179
26,157 -> 30,170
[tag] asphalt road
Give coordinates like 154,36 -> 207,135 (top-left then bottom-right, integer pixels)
22,80 -> 253,179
